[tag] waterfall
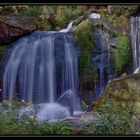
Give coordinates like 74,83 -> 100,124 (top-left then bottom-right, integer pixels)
130,16 -> 140,73
45,37 -> 55,103
92,20 -> 113,100
59,21 -> 73,33
62,35 -> 81,112
2,30 -> 82,122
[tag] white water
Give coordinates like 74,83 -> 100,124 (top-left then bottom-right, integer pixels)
134,67 -> 140,74
59,21 -> 73,33
45,37 -> 55,102
37,103 -> 71,122
130,16 -> 140,73
2,26 -> 82,122
2,13 -> 105,122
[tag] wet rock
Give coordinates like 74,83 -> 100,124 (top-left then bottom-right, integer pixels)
78,111 -> 100,124
121,72 -> 128,78
57,90 -> 74,115
0,15 -> 38,43
64,111 -> 100,129
107,5 -> 114,14
109,38 -> 117,49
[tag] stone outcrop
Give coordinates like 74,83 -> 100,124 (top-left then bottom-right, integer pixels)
0,15 -> 38,43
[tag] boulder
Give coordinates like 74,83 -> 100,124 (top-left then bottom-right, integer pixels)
121,72 -> 128,78
107,5 -> 114,14
57,90 -> 74,115
0,15 -> 38,43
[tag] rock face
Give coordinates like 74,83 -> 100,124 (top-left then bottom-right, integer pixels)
0,15 -> 38,43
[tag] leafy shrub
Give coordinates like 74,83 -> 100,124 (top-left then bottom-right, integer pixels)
81,98 -> 136,135
19,6 -> 42,17
74,19 -> 98,83
37,22 -> 52,31
56,6 -> 87,29
113,6 -> 126,17
0,106 -> 73,135
114,35 -> 131,74
113,5 -> 139,17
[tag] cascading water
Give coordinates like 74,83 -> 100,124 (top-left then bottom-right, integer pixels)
1,12 -> 118,122
92,23 -> 113,99
2,23 -> 82,122
62,35 -> 81,112
130,16 -> 140,74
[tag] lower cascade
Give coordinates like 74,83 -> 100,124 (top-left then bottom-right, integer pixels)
2,30 -> 83,122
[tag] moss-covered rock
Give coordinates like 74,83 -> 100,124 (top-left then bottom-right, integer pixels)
73,18 -> 98,105
74,19 -> 94,52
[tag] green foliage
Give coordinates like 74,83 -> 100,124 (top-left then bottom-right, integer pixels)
37,22 -> 52,31
79,53 -> 92,81
40,6 -> 57,15
0,91 -> 137,135
19,6 -> 42,17
107,6 -> 139,36
113,5 -> 139,17
56,6 -> 69,29
56,6 -> 87,29
98,101 -> 135,134
81,99 -> 136,135
85,81 -> 137,134
114,35 -> 131,74
37,122 -> 73,135
79,52 -> 98,84
0,45 -> 9,54
92,68 -> 98,88
74,19 -> 94,52
74,19 -> 98,84
68,6 -> 87,21
113,6 -> 126,17
18,6 -> 88,30
126,5 -> 139,16
0,105 -> 73,135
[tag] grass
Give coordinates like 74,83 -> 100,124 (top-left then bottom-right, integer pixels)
80,98 -> 136,135
0,105 -> 73,135
0,95 -> 137,135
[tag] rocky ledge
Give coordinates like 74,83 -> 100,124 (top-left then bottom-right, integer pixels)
0,15 -> 38,43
